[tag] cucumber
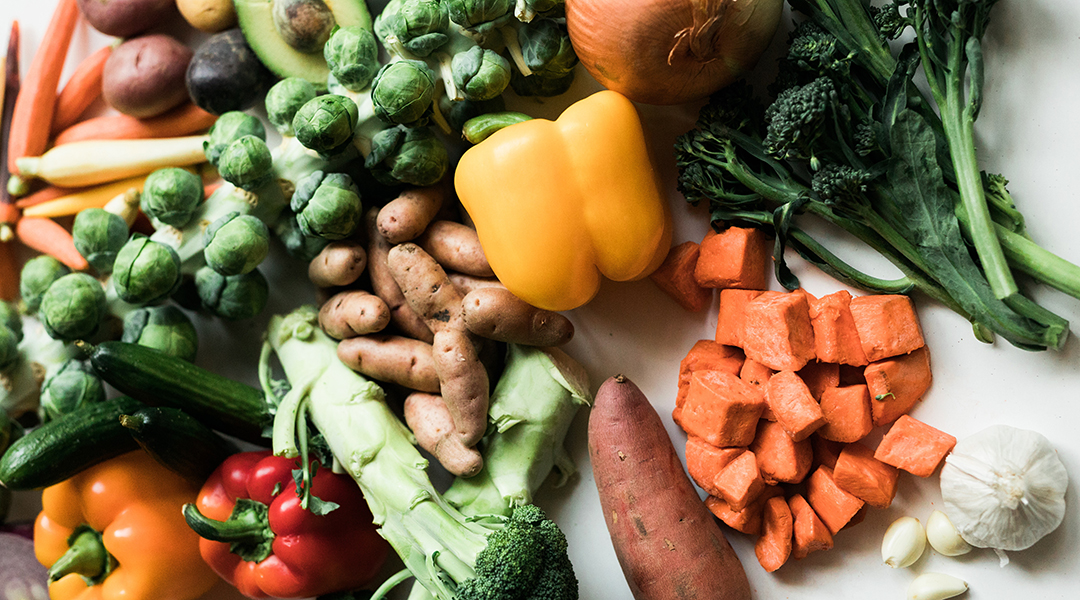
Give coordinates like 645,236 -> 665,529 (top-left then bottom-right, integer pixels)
0,396 -> 143,490
120,407 -> 240,484
82,340 -> 271,444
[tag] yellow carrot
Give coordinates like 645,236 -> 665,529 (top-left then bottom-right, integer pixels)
22,174 -> 150,218
15,135 -> 208,188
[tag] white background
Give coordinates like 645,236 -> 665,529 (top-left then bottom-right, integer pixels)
2,1 -> 1080,599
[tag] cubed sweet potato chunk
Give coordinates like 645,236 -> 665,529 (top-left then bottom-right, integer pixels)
799,360 -> 840,401
789,493 -> 834,559
755,495 -> 793,572
742,291 -> 816,371
694,226 -> 772,290
650,241 -> 713,312
833,442 -> 899,509
676,340 -> 744,408
817,384 -> 873,443
848,294 -> 925,362
679,370 -> 767,447
764,370 -> 826,442
864,346 -> 932,426
805,465 -> 865,534
874,415 -> 956,477
808,290 -> 869,366
740,358 -> 775,419
811,434 -> 844,470
750,419 -> 813,485
685,436 -> 745,497
705,485 -> 784,536
715,450 -> 766,512
715,289 -> 765,347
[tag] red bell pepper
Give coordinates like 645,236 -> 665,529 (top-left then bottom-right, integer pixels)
183,450 -> 389,599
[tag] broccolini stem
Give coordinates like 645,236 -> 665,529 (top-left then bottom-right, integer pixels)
992,223 -> 1080,301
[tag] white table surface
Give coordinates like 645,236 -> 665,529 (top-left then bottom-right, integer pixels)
3,1 -> 1079,599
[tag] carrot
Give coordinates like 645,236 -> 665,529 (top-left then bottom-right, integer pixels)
52,102 -> 218,147
832,442 -> 899,509
7,0 -> 79,178
649,240 -> 712,312
754,495 -> 793,572
14,184 -> 72,209
50,44 -> 112,136
203,181 -> 224,199
1,23 -> 22,237
817,384 -> 873,443
873,414 -> 956,477
864,345 -> 933,426
714,288 -> 764,346
848,294 -> 925,362
684,436 -> 744,497
680,370 -> 767,448
750,419 -> 813,485
788,493 -> 834,559
805,465 -> 864,535
694,226 -> 771,290
763,370 -> 826,442
589,375 -> 751,600
808,290 -> 869,366
741,291 -> 817,372
21,174 -> 150,218
714,450 -> 766,512
15,216 -> 88,271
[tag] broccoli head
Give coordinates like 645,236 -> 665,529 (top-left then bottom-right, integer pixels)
763,76 -> 839,168
782,19 -> 855,83
811,163 -> 875,206
870,2 -> 911,41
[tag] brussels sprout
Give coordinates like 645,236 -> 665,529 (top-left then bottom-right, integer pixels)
19,255 -> 70,314
371,60 -> 437,126
374,0 -> 450,58
510,66 -> 575,97
266,78 -> 318,136
204,111 -> 267,166
0,302 -> 22,343
274,209 -> 332,262
291,171 -> 363,239
293,94 -> 361,155
452,46 -> 511,101
122,305 -> 199,362
518,18 -> 577,79
323,25 -> 380,92
438,95 -> 506,132
203,212 -> 271,276
112,236 -> 183,305
39,359 -> 106,422
273,0 -> 337,53
365,125 -> 449,187
195,266 -> 269,320
0,326 -> 18,371
39,273 -> 107,341
218,135 -> 275,191
518,0 -> 563,19
72,208 -> 130,274
141,168 -> 205,228
447,0 -> 513,30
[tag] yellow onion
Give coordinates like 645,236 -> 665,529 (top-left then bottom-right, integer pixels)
565,0 -> 784,105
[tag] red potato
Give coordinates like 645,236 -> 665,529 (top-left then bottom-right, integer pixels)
103,35 -> 193,118
404,392 -> 483,477
77,0 -> 179,37
590,375 -> 751,600
337,334 -> 440,393
365,208 -> 434,343
462,287 -> 575,347
386,242 -> 468,333
431,328 -> 490,447
309,240 -> 367,288
377,185 -> 447,244
318,290 -> 391,340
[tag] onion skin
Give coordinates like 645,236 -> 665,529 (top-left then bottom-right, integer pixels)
566,0 -> 784,105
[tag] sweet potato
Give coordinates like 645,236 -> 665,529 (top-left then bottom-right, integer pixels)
462,287 -> 574,347
715,450 -> 766,512
377,184 -> 447,244
649,240 -> 712,312
677,340 -> 744,408
817,384 -> 873,443
873,415 -> 956,477
590,375 -> 751,600
336,334 -> 440,393
308,240 -> 367,288
764,370 -> 826,442
805,466 -> 864,534
318,290 -> 391,340
864,346 -> 932,426
754,495 -> 793,572
789,493 -> 834,559
750,419 -> 813,485
685,437 -> 744,497
387,242 -> 467,333
832,442 -> 899,509
415,220 -> 494,278
705,485 -> 784,536
679,370 -> 767,448
715,289 -> 764,347
404,392 -> 483,477
848,294 -> 925,361
694,226 -> 771,290
741,291 -> 816,371
808,290 -> 869,366
365,208 -> 433,343
798,360 -> 839,401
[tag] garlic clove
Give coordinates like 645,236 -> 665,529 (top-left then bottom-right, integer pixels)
926,510 -> 972,557
907,572 -> 969,600
882,516 -> 926,568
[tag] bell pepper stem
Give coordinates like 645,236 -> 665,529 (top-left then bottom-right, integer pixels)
462,112 -> 533,145
183,499 -> 275,563
48,525 -> 116,585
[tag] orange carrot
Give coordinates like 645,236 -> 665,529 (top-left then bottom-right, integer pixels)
52,102 -> 218,147
7,0 -> 79,177
649,240 -> 712,312
832,442 -> 899,509
1,23 -> 22,235
50,44 -> 112,136
754,495 -> 793,572
694,226 -> 772,290
22,174 -> 150,218
204,181 -> 224,198
873,415 -> 956,478
15,216 -> 88,271
750,419 -> 813,485
788,493 -> 834,559
14,184 -> 72,209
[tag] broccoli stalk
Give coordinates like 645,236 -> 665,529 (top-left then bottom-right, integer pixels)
263,306 -> 578,600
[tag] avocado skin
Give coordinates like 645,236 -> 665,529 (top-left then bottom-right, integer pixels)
186,29 -> 276,116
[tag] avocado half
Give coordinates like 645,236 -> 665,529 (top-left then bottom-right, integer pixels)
235,0 -> 372,91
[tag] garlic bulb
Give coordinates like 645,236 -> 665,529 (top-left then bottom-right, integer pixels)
940,424 -> 1068,552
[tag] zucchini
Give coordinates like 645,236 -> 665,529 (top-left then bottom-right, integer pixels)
0,396 -> 143,490
82,340 -> 271,445
120,407 -> 240,484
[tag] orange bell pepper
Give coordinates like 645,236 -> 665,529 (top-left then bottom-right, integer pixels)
455,91 -> 672,311
33,450 -> 220,600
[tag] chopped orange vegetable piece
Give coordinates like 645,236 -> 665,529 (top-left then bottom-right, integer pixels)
750,420 -> 813,485
874,415 -> 956,477
705,486 -> 784,536
811,434 -> 844,470
679,370 -> 767,447
848,294 -> 925,361
808,290 -> 869,366
864,346 -> 932,426
833,442 -> 899,509
714,450 -> 766,512
799,360 -> 839,401
805,465 -> 864,535
685,437 -> 744,497
650,240 -> 713,312
754,495 -> 793,572
740,358 -> 775,420
676,340 -> 744,408
817,384 -> 873,443
715,288 -> 764,347
789,493 -> 834,559
764,370 -> 826,442
741,291 -> 816,371
694,226 -> 771,290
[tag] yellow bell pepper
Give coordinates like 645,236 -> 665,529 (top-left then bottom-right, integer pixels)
455,91 -> 672,312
